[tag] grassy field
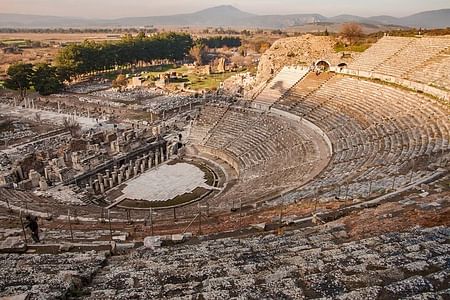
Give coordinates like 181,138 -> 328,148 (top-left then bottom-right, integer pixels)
334,43 -> 372,53
142,64 -> 241,90
189,72 -> 237,90
1,39 -> 27,45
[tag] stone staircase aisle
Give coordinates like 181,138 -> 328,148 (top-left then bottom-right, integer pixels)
253,66 -> 309,109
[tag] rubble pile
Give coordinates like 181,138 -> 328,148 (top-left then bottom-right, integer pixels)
0,124 -> 164,193
0,153 -> 12,170
11,134 -> 71,157
91,88 -> 163,102
221,72 -> 256,97
0,120 -> 34,142
66,82 -> 111,94
143,95 -> 202,114
71,95 -> 125,109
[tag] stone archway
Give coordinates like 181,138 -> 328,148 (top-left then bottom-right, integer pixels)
315,60 -> 331,71
338,62 -> 348,68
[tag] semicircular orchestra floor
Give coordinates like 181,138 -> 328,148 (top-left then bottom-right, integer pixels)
106,159 -> 224,210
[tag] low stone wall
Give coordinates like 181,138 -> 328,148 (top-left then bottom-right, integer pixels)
332,67 -> 450,102
270,108 -> 334,154
193,145 -> 242,177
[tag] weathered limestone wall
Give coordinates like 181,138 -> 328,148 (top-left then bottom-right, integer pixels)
69,139 -> 168,191
254,35 -> 350,88
193,145 -> 241,177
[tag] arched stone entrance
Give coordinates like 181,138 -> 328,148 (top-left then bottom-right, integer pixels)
315,60 -> 331,71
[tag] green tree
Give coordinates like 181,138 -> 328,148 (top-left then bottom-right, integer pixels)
54,32 -> 194,80
32,63 -> 63,95
54,43 -> 82,80
4,63 -> 34,99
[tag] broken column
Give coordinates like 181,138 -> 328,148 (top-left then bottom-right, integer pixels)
28,170 -> 41,188
44,167 -> 50,180
103,175 -> 109,189
112,171 -> 118,185
97,174 -> 103,186
39,178 -> 48,191
140,160 -> 145,173
155,150 -> 160,165
94,180 -> 100,193
148,152 -> 153,169
135,159 -> 140,173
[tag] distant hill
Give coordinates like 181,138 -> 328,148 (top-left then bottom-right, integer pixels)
1,5 -> 449,29
399,9 -> 450,28
0,13 -> 94,28
111,5 -> 257,27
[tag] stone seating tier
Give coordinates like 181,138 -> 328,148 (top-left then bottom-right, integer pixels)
82,226 -> 450,299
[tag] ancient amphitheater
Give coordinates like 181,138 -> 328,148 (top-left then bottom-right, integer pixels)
1,35 -> 450,299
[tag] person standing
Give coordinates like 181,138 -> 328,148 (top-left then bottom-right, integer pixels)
25,215 -> 40,243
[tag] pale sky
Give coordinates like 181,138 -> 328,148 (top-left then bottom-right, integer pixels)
1,0 -> 449,19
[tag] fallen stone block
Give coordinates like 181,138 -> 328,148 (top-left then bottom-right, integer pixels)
0,236 -> 26,253
251,223 -> 266,231
418,202 -> 441,210
171,234 -> 185,242
0,293 -> 30,300
59,243 -> 73,252
144,236 -> 162,249
183,232 -> 193,239
112,235 -> 128,242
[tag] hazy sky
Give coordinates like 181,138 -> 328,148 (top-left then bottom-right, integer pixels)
1,0 -> 449,18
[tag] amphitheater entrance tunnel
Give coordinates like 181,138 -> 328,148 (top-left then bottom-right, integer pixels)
315,60 -> 331,71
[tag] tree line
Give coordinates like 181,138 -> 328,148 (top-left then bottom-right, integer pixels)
4,63 -> 63,97
55,32 -> 193,79
4,32 -> 194,97
198,36 -> 241,49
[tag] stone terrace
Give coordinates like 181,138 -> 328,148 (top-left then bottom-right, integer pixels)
0,251 -> 108,299
82,225 -> 450,299
407,48 -> 450,91
280,75 -> 450,200
349,36 -> 450,90
189,106 -> 330,207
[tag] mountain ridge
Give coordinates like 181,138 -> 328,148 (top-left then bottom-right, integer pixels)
0,6 -> 449,29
